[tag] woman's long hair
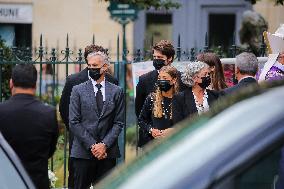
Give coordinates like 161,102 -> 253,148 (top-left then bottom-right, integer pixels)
197,53 -> 227,90
152,66 -> 179,118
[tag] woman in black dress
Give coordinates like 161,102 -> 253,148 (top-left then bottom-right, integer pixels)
138,66 -> 179,147
173,61 -> 220,124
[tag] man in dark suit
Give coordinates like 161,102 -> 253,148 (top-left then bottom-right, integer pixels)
69,51 -> 125,189
135,40 -> 187,147
0,64 -> 58,189
224,52 -> 259,94
59,44 -> 118,188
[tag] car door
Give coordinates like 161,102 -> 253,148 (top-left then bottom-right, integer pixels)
0,133 -> 35,189
209,118 -> 284,189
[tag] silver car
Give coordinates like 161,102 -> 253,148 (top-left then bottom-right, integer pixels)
97,82 -> 284,189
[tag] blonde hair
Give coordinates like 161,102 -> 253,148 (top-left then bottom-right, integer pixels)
152,66 -> 179,118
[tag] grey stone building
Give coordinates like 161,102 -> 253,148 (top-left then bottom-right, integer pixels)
134,0 -> 252,51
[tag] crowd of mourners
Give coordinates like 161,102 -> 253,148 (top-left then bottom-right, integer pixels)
0,26 -> 284,189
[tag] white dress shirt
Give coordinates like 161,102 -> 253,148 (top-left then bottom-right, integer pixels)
91,78 -> 106,101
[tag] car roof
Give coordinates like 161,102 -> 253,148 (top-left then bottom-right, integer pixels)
97,84 -> 284,189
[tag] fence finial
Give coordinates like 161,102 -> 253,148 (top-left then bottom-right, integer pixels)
177,34 -> 181,61
66,33 -> 69,48
203,32 -> 209,52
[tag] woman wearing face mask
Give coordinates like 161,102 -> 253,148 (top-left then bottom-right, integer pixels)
172,61 -> 220,124
196,52 -> 227,91
138,66 -> 179,147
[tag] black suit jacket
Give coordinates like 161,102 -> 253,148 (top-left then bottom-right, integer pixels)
224,77 -> 258,95
135,70 -> 187,117
172,88 -> 220,124
59,68 -> 118,129
0,94 -> 59,189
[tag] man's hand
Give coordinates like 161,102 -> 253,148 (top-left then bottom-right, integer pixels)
91,143 -> 107,160
151,128 -> 163,139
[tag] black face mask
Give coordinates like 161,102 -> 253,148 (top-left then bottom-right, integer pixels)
198,75 -> 211,89
153,59 -> 165,71
89,67 -> 102,81
157,80 -> 173,92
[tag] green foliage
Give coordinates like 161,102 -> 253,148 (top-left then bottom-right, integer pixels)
103,0 -> 180,10
0,37 -> 12,100
126,126 -> 137,145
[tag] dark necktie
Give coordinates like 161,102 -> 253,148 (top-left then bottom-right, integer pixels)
96,83 -> 103,115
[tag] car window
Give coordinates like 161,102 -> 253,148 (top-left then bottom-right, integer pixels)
0,147 -> 28,189
212,146 -> 281,189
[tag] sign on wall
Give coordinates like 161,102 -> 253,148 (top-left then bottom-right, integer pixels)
0,4 -> 32,24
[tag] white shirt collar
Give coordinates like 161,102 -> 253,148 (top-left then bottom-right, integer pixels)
91,78 -> 106,101
239,76 -> 255,83
274,61 -> 284,71
91,78 -> 106,88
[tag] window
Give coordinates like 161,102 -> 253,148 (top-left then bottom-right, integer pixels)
212,146 -> 282,189
145,13 -> 172,48
0,147 -> 28,189
208,14 -> 235,50
0,23 -> 31,47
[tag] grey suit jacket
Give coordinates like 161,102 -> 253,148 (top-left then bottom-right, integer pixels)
69,79 -> 125,159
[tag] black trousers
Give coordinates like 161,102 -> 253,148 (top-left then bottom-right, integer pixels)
72,157 -> 116,189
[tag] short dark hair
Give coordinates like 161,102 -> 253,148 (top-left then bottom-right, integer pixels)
84,44 -> 108,63
12,64 -> 37,88
153,40 -> 175,62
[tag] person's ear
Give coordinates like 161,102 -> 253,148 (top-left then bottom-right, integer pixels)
192,75 -> 199,84
101,64 -> 108,73
171,78 -> 177,85
9,79 -> 13,90
235,67 -> 240,75
167,57 -> 173,65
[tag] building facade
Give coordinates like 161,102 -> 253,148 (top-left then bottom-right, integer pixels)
134,0 -> 252,53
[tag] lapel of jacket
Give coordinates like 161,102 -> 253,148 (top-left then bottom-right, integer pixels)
86,79 -> 100,116
80,68 -> 89,83
185,88 -> 197,114
99,81 -> 113,118
150,70 -> 158,92
207,90 -> 214,106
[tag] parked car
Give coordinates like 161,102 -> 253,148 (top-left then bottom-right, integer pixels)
0,132 -> 35,189
97,81 -> 284,189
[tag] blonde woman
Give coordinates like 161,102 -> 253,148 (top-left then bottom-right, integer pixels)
138,66 -> 179,147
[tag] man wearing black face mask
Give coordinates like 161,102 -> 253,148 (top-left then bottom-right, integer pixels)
135,40 -> 187,147
69,51 -> 125,189
59,45 -> 118,189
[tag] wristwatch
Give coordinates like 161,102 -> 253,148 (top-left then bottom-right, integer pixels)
149,128 -> 153,134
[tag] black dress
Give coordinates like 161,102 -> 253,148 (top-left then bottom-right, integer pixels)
138,94 -> 173,147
